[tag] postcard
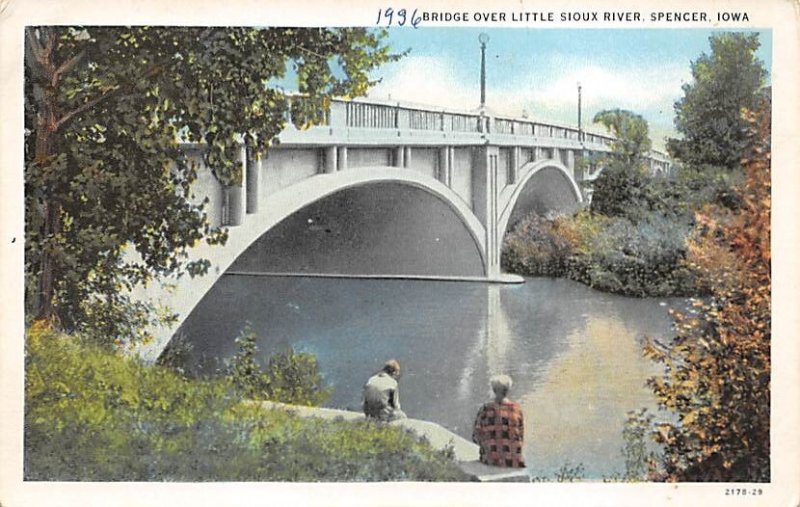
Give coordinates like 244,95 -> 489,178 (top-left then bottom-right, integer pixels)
1,0 -> 798,505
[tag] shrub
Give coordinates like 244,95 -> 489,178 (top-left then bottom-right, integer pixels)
644,97 -> 771,482
590,161 -> 652,220
502,210 -> 699,297
502,213 -> 572,276
24,324 -> 468,481
226,324 -> 332,406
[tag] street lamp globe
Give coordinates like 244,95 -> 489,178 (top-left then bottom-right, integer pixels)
478,33 -> 489,46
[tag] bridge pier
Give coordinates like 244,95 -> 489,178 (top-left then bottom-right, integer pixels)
393,146 -> 404,168
438,146 -> 451,187
472,146 -> 501,278
338,146 -> 348,171
246,146 -> 259,214
403,146 -> 412,168
324,146 -> 337,174
221,145 -> 247,226
510,146 -> 520,185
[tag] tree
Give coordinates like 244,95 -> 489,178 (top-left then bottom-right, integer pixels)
592,108 -> 652,167
25,27 -> 398,343
667,33 -> 767,169
645,94 -> 771,481
589,109 -> 653,219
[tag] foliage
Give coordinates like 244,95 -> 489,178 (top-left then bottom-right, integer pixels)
620,409 -> 660,481
667,33 -> 767,169
25,26 -> 398,344
590,160 -> 652,220
501,213 -> 575,277
553,462 -> 586,482
589,109 -> 658,220
531,462 -> 586,482
672,164 -> 746,212
644,96 -> 771,481
227,324 -> 331,406
592,109 -> 652,167
502,210 -> 698,297
24,324 -> 468,481
155,332 -> 194,375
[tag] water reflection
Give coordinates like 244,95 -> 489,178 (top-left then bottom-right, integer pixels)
521,316 -> 663,477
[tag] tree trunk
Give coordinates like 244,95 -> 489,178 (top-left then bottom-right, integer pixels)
34,105 -> 61,322
28,27 -> 61,322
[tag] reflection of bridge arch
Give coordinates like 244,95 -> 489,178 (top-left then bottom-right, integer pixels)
497,159 -> 584,240
136,167 -> 487,361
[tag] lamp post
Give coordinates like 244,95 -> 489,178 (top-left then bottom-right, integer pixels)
577,81 -> 583,142
479,33 -> 489,110
478,33 -> 489,132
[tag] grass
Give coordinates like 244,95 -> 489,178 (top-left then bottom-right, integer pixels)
24,323 -> 469,482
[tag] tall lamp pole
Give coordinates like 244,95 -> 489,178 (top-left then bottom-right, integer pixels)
478,33 -> 489,132
577,81 -> 583,142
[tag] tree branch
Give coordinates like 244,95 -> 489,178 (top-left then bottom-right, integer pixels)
54,62 -> 164,131
55,86 -> 120,130
25,27 -> 46,65
52,50 -> 85,87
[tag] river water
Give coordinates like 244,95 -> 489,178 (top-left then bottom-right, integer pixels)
178,275 -> 678,479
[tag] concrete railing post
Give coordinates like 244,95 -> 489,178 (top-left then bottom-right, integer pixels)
329,101 -> 347,129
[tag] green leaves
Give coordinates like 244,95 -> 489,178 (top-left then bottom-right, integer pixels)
668,33 -> 767,169
226,324 -> 332,407
26,326 -> 466,481
592,109 -> 652,168
25,27 -> 397,342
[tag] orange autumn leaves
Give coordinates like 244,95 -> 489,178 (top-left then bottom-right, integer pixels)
645,95 -> 771,482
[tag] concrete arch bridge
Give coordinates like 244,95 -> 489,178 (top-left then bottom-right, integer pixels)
133,98 -> 671,361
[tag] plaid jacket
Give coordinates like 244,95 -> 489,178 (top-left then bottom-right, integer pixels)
472,400 -> 526,468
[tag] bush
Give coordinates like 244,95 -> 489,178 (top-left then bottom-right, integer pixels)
502,213 -> 573,276
644,98 -> 771,482
227,324 -> 332,406
502,210 -> 699,297
590,161 -> 652,220
25,324 -> 467,481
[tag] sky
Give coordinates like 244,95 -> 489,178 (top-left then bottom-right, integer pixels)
364,28 -> 772,150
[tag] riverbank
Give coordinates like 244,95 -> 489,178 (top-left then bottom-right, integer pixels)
24,325 -> 468,482
501,209 -> 701,297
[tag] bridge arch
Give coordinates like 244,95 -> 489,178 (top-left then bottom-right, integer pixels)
135,166 -> 488,361
497,159 -> 583,241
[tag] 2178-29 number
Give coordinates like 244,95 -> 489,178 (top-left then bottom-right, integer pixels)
725,488 -> 763,496
375,8 -> 422,28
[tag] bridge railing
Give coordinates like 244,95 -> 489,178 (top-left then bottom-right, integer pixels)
345,101 -> 398,129
322,98 -> 664,167
336,98 -> 619,143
